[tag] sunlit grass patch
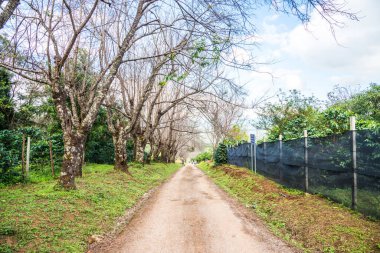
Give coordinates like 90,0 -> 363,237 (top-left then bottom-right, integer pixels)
0,162 -> 180,252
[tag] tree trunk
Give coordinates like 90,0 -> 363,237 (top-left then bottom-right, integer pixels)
160,145 -> 169,163
0,0 -> 20,30
169,151 -> 177,163
152,146 -> 160,161
132,135 -> 138,161
113,133 -> 129,173
74,135 -> 87,177
59,132 -> 86,190
145,148 -> 152,164
135,137 -> 146,163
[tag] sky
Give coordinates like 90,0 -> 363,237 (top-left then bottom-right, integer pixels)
236,0 -> 380,104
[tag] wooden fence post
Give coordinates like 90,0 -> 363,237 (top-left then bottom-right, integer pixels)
26,137 -> 30,177
49,140 -> 55,177
350,116 -> 357,210
279,134 -> 283,181
304,130 -> 309,192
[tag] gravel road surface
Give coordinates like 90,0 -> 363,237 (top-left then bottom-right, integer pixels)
100,165 -> 295,253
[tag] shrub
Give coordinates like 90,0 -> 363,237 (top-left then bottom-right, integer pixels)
214,143 -> 227,165
193,151 -> 212,163
0,127 -> 64,184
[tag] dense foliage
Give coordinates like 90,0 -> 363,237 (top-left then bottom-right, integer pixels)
255,85 -> 380,141
86,108 -> 115,165
0,72 -> 136,184
193,151 -> 212,163
0,108 -> 138,184
0,127 -> 64,184
214,143 -> 228,165
0,111 -> 138,185
222,124 -> 248,146
0,68 -> 13,130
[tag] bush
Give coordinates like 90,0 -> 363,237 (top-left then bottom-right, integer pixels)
214,143 -> 227,165
85,109 -> 134,164
0,127 -> 64,184
193,151 -> 212,163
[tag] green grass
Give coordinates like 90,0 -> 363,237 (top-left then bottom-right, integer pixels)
198,161 -> 380,253
0,164 -> 62,188
0,162 -> 181,252
309,186 -> 380,219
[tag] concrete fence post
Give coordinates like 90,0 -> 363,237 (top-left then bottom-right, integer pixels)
304,130 -> 309,192
250,134 -> 257,173
22,134 -> 26,179
279,134 -> 283,182
350,116 -> 357,210
254,141 -> 257,173
263,137 -> 267,172
49,140 -> 55,177
26,137 -> 30,177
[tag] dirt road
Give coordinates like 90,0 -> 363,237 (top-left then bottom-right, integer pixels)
100,165 -> 295,253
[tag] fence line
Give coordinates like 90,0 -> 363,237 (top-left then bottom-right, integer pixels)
0,129 -> 64,182
228,122 -> 380,218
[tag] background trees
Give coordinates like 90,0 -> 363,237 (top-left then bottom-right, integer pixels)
254,84 -> 380,141
0,68 -> 13,129
0,0 -> 359,189
199,95 -> 245,151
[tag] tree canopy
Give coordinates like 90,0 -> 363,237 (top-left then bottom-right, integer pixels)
255,84 -> 380,141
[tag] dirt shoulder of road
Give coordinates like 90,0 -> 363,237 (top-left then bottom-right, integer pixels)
88,167 -> 180,253
198,162 -> 380,253
196,165 -> 300,253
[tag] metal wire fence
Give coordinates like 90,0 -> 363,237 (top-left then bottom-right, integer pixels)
227,129 -> 380,218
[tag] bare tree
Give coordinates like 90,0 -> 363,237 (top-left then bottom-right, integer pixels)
198,95 -> 244,151
0,0 -> 19,30
327,84 -> 363,105
0,0 -> 358,189
0,0 -> 162,188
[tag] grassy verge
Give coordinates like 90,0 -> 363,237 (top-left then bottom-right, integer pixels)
198,161 -> 380,253
0,162 -> 181,253
309,186 -> 380,219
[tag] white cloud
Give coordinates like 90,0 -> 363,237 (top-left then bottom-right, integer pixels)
242,0 -> 380,101
282,0 -> 380,74
283,72 -> 303,90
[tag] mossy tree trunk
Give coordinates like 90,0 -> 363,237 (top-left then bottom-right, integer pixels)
135,136 -> 147,163
113,132 -> 129,173
106,108 -> 130,173
59,132 -> 86,189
